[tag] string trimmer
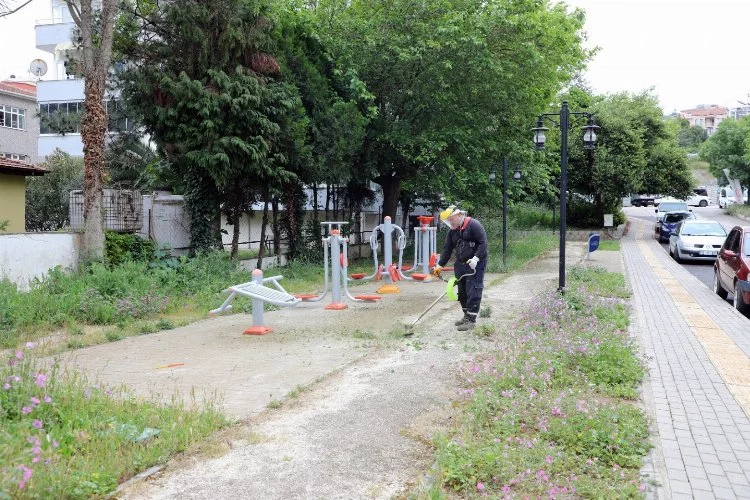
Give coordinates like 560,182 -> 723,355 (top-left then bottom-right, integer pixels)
404,269 -> 476,335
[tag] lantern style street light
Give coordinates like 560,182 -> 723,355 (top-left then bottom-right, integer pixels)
531,101 -> 599,292
490,157 -> 522,266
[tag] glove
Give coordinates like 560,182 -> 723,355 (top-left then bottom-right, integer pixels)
432,265 -> 443,278
467,256 -> 479,270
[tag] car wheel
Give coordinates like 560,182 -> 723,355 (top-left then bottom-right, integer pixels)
699,200 -> 708,207
734,281 -> 750,314
669,244 -> 674,257
674,247 -> 683,263
714,269 -> 728,299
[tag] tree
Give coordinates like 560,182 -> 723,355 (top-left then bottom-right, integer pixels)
702,116 -> 750,195
25,151 -> 84,231
315,0 -> 590,219
564,89 -> 692,223
62,0 -> 119,261
676,119 -> 708,151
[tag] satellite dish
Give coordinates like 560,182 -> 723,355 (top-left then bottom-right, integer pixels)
29,59 -> 48,77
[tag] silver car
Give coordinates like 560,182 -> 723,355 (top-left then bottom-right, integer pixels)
668,220 -> 728,262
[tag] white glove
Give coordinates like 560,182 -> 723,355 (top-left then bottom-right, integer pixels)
432,265 -> 443,278
467,256 -> 479,270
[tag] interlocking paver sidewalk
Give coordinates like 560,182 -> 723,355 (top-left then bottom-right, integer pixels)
623,220 -> 750,499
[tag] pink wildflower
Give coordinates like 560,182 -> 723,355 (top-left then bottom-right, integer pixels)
546,455 -> 554,464
25,342 -> 37,348
32,419 -> 43,429
43,395 -> 52,404
34,373 -> 47,388
21,406 -> 32,415
477,482 -> 485,491
18,465 -> 32,490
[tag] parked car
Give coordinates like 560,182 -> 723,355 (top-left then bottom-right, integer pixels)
668,220 -> 727,262
654,201 -> 690,233
686,193 -> 711,207
657,211 -> 696,243
630,194 -> 657,207
713,225 -> 750,314
718,187 -> 749,209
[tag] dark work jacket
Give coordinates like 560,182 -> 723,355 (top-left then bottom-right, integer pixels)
437,217 -> 488,267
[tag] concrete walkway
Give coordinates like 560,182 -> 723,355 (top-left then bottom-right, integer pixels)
625,220 -> 750,499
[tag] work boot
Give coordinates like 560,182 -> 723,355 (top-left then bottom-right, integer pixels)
454,316 -> 469,326
457,321 -> 475,332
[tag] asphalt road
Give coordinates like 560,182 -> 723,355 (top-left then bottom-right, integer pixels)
623,205 -> 745,310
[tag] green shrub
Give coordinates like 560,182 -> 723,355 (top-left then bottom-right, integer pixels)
105,232 -> 156,267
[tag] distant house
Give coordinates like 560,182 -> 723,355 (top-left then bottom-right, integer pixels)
0,157 -> 47,233
0,80 -> 40,164
679,105 -> 728,136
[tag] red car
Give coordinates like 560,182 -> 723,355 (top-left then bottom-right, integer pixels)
713,226 -> 750,314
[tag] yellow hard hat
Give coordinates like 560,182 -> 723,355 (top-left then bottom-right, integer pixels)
439,205 -> 463,221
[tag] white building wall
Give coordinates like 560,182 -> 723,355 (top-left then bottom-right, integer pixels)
0,232 -> 81,291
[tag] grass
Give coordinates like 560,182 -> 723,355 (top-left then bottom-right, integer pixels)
725,203 -> 750,218
425,266 -> 649,498
597,239 -> 621,251
0,345 -> 226,497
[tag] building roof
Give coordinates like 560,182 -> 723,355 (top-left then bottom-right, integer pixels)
0,81 -> 37,100
680,106 -> 728,117
0,157 -> 47,176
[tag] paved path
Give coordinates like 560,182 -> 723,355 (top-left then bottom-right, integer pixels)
625,219 -> 750,499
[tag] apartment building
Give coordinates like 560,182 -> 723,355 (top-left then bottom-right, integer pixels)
0,81 -> 40,164
34,0 -> 132,158
679,105 -> 728,136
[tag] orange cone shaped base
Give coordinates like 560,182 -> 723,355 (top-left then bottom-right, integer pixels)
325,302 -> 348,310
411,273 -> 428,281
377,284 -> 400,294
244,326 -> 272,335
294,294 -> 319,301
350,273 -> 366,280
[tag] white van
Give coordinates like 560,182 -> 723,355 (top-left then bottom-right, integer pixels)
719,186 -> 749,209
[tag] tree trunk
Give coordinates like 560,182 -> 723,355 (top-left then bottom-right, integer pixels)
325,184 -> 331,221
377,176 -> 401,222
256,190 -> 270,269
312,182 -> 319,227
230,205 -> 240,258
80,79 -> 106,261
65,0 -> 117,262
271,196 -> 280,257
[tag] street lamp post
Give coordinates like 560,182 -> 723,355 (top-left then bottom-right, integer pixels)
531,101 -> 599,292
491,157 -> 522,267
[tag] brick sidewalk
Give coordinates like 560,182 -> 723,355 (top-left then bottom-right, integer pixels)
623,220 -> 750,499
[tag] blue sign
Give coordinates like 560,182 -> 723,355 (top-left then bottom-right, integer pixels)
588,233 -> 600,253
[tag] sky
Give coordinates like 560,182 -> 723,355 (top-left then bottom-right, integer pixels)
2,0 -> 750,114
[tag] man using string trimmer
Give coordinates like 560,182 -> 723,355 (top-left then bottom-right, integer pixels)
432,204 -> 488,331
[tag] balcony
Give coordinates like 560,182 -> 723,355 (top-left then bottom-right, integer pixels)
37,79 -> 84,102
39,134 -> 83,157
35,21 -> 75,54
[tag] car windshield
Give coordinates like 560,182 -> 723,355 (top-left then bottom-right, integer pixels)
664,213 -> 692,223
660,203 -> 687,212
681,222 -> 726,237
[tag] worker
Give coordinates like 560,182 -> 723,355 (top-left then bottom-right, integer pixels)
432,205 -> 488,331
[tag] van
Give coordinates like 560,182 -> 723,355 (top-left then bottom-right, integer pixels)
719,186 -> 749,209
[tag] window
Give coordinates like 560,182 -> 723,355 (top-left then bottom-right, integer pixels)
39,101 -> 82,134
39,100 -> 134,134
0,105 -> 26,130
1,153 -> 29,162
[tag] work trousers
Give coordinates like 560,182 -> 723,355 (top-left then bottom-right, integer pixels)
454,260 -> 486,323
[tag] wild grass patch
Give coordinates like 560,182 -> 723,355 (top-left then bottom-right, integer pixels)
0,344 -> 226,497
428,266 -> 648,498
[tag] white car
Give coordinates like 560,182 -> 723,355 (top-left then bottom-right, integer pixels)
686,193 -> 711,207
668,220 -> 728,262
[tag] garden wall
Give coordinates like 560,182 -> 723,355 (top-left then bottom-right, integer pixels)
0,232 -> 81,290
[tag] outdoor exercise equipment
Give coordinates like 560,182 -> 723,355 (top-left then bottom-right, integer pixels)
398,215 -> 438,281
350,216 -> 410,293
209,269 -> 300,335
295,221 -> 382,310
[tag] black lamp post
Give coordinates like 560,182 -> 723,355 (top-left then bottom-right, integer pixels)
491,157 -> 522,267
531,101 -> 599,292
